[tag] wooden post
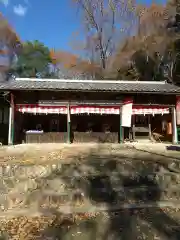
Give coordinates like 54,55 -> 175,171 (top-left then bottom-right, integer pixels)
148,115 -> 152,140
132,115 -> 135,141
119,107 -> 123,143
172,107 -> 177,144
8,93 -> 14,145
67,103 -> 71,144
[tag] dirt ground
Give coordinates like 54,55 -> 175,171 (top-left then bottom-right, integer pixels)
0,143 -> 109,165
0,143 -> 180,239
0,142 -> 179,165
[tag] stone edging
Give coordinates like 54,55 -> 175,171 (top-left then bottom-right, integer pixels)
1,201 -> 180,219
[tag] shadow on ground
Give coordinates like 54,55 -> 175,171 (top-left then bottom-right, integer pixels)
34,145 -> 180,239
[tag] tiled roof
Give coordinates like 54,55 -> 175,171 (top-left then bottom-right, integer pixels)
0,78 -> 180,94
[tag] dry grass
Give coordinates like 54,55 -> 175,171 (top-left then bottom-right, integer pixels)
0,144 -> 100,165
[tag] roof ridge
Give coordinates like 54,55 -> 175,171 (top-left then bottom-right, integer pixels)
15,78 -> 166,85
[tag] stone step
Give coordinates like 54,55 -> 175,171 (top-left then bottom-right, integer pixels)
1,183 -> 180,212
45,173 -> 180,191
2,199 -> 180,220
4,185 -> 180,208
2,172 -> 179,189
1,153 -> 180,178
37,200 -> 180,215
33,186 -> 180,205
1,172 -> 180,198
39,171 -> 180,182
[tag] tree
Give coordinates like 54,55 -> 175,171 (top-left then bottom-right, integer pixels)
108,2 -> 178,81
10,40 -> 55,78
50,50 -> 102,79
162,0 -> 180,84
0,13 -> 21,75
72,0 -> 138,75
166,0 -> 180,30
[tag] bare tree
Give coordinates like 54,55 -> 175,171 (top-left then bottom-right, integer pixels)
108,2 -> 178,81
72,0 -> 138,74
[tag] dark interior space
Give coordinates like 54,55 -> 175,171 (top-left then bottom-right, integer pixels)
71,114 -> 119,132
132,114 -> 173,142
0,106 -> 9,145
134,115 -> 149,139
22,114 -> 67,132
151,113 -> 172,142
14,113 -> 121,143
14,113 -> 67,144
71,114 -> 120,143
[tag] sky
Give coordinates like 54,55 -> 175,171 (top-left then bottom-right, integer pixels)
0,0 -> 81,52
0,0 -> 166,52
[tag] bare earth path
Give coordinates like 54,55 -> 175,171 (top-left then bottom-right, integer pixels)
0,143 -> 180,239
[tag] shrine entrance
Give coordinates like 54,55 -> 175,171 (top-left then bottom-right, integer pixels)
70,105 -> 121,143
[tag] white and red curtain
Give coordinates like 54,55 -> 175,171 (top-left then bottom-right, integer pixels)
16,104 -> 170,115
70,106 -> 120,114
16,105 -> 120,115
16,105 -> 67,114
133,106 -> 169,115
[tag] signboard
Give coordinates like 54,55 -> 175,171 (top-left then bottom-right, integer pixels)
38,100 -> 67,106
176,96 -> 180,125
38,100 -> 122,106
121,98 -> 133,127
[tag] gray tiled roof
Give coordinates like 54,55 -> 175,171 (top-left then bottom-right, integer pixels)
0,79 -> 180,94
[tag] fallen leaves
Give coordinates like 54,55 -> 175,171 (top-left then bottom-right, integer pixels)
0,216 -> 50,240
0,212 -> 101,240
